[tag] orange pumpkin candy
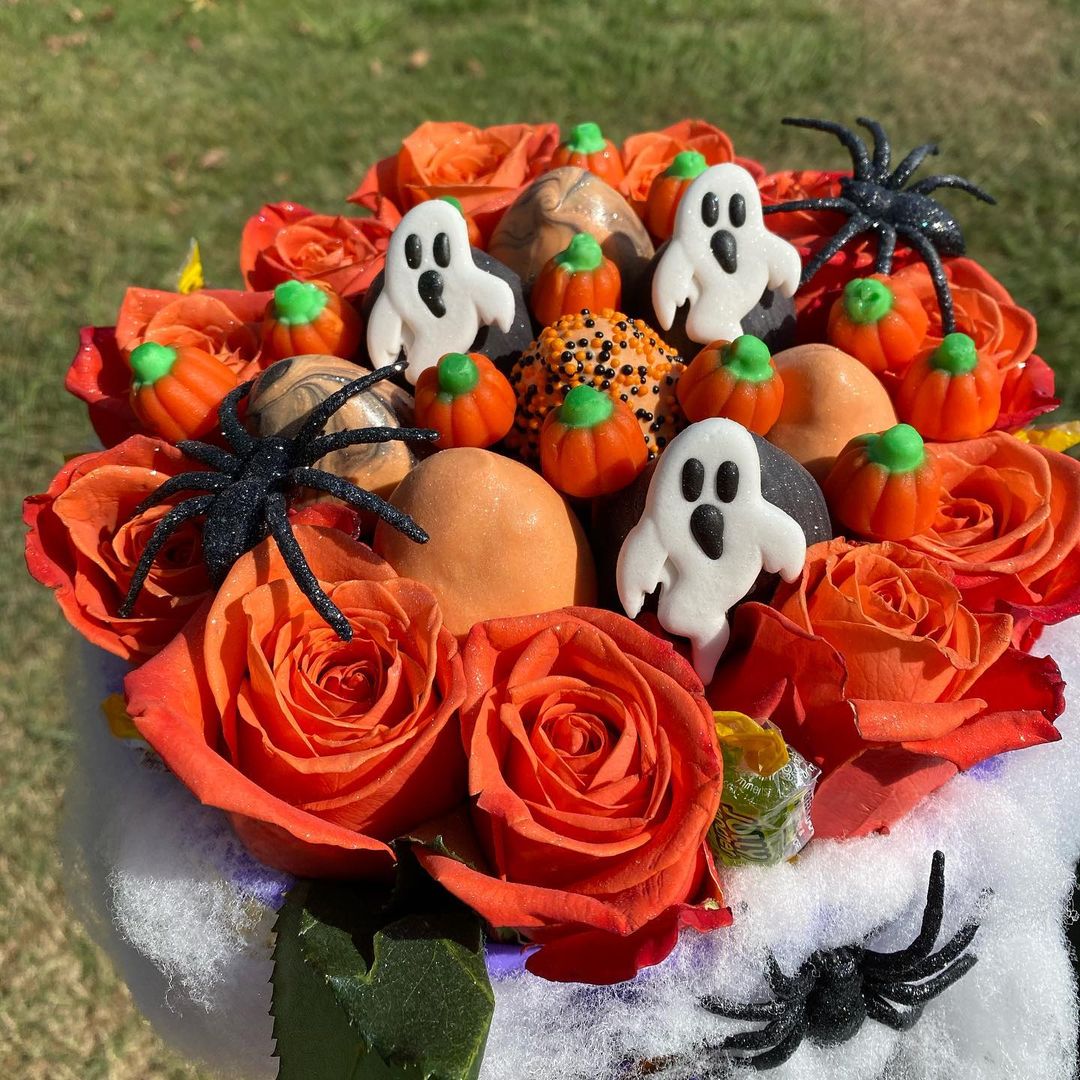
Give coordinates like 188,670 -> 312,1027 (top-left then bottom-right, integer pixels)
414,352 -> 516,450
128,341 -> 239,442
643,150 -> 708,243
895,332 -> 1003,440
530,233 -> 622,327
826,275 -> 929,375
540,384 -> 648,498
676,335 -> 784,434
550,122 -> 625,188
823,424 -> 941,541
260,279 -> 362,364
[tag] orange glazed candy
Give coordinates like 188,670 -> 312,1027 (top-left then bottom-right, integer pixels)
531,233 -> 622,327
896,332 -> 1003,441
823,423 -> 941,541
413,352 -> 516,450
676,334 -> 784,434
643,150 -> 708,243
550,122 -> 625,188
827,275 -> 929,375
128,341 -> 239,441
260,279 -> 362,364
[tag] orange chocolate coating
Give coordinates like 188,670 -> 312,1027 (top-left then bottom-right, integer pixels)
506,309 -> 685,463
766,343 -> 898,481
373,448 -> 597,637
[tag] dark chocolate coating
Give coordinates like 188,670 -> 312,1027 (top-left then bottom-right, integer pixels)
362,247 -> 533,373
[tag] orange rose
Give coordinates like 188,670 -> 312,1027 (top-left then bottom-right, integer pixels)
240,201 -> 392,299
710,540 -> 1062,839
66,288 -> 271,447
758,169 -> 846,245
621,119 -> 758,214
124,527 -> 466,879
904,432 -> 1080,640
415,608 -> 728,985
349,122 -> 560,242
23,436 -> 213,661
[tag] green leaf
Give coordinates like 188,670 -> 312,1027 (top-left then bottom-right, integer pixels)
272,878 -> 494,1080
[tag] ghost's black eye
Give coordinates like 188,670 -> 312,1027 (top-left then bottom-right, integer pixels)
701,192 -> 720,228
404,233 -> 423,269
716,461 -> 739,502
729,193 -> 746,228
433,232 -> 451,268
682,457 -> 705,501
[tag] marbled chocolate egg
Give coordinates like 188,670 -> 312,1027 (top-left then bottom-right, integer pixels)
373,448 -> 597,637
488,167 -> 654,292
767,343 -> 898,481
246,355 -> 417,501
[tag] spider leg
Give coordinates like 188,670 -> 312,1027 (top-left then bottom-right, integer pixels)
176,440 -> 239,473
874,953 -> 978,1008
762,196 -> 855,216
873,223 -> 898,274
265,492 -> 353,642
721,1008 -> 802,1054
908,175 -> 996,203
781,117 -> 871,180
298,425 -> 439,466
800,214 -> 873,285
865,851 -> 946,971
856,117 -> 891,178
895,225 -> 958,333
216,381 -> 257,455
294,359 -> 408,445
865,993 -> 924,1032
865,919 -> 980,982
700,997 -> 784,1023
288,466 -> 429,544
118,495 -> 215,617
889,143 -> 939,188
736,1013 -> 809,1071
128,471 -> 231,517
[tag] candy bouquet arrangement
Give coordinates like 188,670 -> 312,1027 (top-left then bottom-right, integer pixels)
24,118 -> 1080,1079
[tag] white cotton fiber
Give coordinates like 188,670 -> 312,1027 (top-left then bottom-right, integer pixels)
63,623 -> 1080,1080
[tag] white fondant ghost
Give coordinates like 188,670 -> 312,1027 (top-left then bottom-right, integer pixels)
617,418 -> 806,685
366,200 -> 515,384
652,163 -> 802,346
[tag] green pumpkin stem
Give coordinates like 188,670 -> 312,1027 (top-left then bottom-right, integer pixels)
130,341 -> 178,388
273,280 -> 329,326
554,233 -> 604,274
436,352 -> 480,397
931,332 -> 979,375
843,277 -> 894,325
439,195 -> 465,216
564,122 -> 608,155
865,423 -> 926,473
719,335 -> 774,383
558,384 -> 613,428
664,150 -> 708,180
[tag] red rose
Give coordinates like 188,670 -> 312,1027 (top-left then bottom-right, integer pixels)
710,540 -> 1062,839
23,436 -> 213,661
415,608 -> 728,985
904,433 -> 1080,641
124,527 -> 467,879
65,288 -> 270,447
240,201 -> 392,299
621,119 -> 760,215
348,122 -> 560,243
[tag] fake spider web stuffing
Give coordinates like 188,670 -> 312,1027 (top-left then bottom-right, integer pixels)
62,625 -> 1080,1080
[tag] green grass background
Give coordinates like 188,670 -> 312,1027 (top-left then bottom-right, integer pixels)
1,0 -> 1077,1076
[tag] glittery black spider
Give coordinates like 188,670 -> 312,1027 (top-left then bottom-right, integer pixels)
699,851 -> 981,1072
118,360 -> 437,642
762,117 -> 995,334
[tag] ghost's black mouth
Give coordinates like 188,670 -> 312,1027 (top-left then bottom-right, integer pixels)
418,270 -> 446,318
690,504 -> 724,560
711,229 -> 738,274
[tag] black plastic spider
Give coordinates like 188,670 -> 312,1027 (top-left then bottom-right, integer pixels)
699,851 -> 981,1072
118,360 -> 437,642
762,117 -> 995,334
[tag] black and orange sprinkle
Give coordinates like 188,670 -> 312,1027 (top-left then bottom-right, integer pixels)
506,309 -> 686,463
